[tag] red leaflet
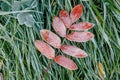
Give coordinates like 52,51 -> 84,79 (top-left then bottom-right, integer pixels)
66,32 -> 94,42
59,10 -> 71,28
34,4 -> 95,70
54,55 -> 78,70
34,40 -> 55,59
70,4 -> 83,23
70,22 -> 95,31
40,30 -> 61,48
61,45 -> 88,58
53,16 -> 66,37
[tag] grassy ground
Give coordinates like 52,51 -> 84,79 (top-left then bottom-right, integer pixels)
0,0 -> 120,80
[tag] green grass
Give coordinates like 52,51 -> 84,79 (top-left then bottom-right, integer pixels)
0,0 -> 120,80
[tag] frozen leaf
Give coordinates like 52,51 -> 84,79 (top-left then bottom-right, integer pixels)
34,40 -> 55,59
98,62 -> 106,80
13,1 -> 21,17
70,4 -> 83,23
54,55 -> 78,70
17,13 -> 35,27
70,22 -> 94,31
13,1 -> 21,11
53,16 -> 66,37
61,45 -> 88,58
40,29 -> 61,48
21,0 -> 37,9
1,1 -> 11,11
59,10 -> 71,28
66,32 -> 94,42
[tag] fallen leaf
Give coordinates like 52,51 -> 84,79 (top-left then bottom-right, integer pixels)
40,29 -> 61,48
34,40 -> 55,59
70,22 -> 95,31
53,16 -> 66,37
66,32 -> 94,42
59,10 -> 71,28
61,45 -> 88,58
54,55 -> 78,70
70,4 -> 83,23
98,62 -> 106,80
17,13 -> 35,27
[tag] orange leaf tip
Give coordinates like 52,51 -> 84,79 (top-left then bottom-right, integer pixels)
54,55 -> 78,70
34,40 -> 55,59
